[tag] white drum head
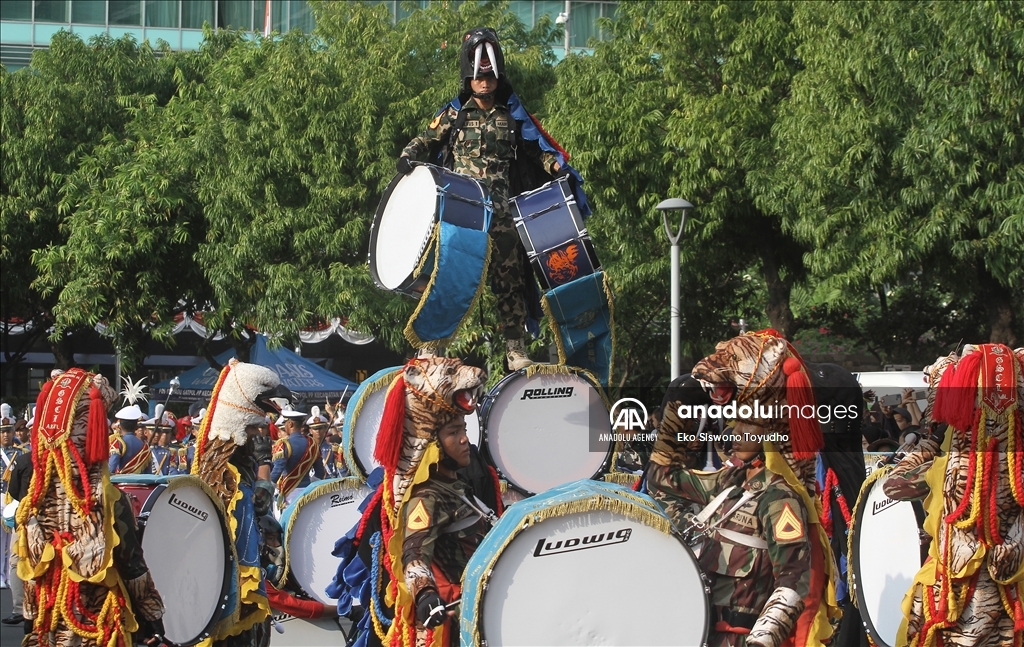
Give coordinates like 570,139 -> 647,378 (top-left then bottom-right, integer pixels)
269,614 -> 343,644
354,388 -> 481,476
142,482 -> 227,645
480,509 -> 707,645
854,478 -> 923,646
484,371 -> 612,494
286,483 -> 373,605
374,166 -> 438,290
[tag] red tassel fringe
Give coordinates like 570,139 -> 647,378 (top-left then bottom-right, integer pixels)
86,387 -> 109,465
783,356 -> 822,460
934,349 -> 982,432
373,375 -> 406,472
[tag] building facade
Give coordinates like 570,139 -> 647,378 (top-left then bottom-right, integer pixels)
1,0 -> 618,69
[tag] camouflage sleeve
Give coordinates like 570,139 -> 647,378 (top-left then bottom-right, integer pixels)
646,462 -> 723,507
401,106 -> 457,162
747,494 -> 814,647
882,438 -> 940,501
401,491 -> 452,601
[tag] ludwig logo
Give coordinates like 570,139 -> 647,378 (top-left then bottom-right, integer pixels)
168,492 -> 209,522
610,398 -> 648,432
534,528 -> 632,557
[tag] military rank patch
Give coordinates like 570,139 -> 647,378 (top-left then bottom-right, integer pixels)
773,502 -> 804,542
407,499 -> 431,532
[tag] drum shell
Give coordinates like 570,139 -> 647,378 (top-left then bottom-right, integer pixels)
511,178 -> 601,290
368,164 -> 489,297
479,368 -> 614,496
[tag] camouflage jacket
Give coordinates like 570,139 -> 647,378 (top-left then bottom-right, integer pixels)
882,437 -> 941,501
401,473 -> 489,602
648,463 -> 814,616
401,99 -> 558,203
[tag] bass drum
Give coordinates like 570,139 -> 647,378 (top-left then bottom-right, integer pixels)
480,368 -> 613,495
344,366 -> 479,481
849,468 -> 925,647
460,480 -> 708,646
279,478 -> 373,606
114,474 -> 233,646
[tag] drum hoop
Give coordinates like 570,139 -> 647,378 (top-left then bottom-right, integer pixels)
848,465 -> 914,647
147,475 -> 236,646
280,476 -> 367,591
342,366 -> 403,482
368,168 -> 442,295
467,487 -> 710,646
479,367 -> 614,496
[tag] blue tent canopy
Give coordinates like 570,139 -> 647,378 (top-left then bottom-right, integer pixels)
151,335 -> 359,404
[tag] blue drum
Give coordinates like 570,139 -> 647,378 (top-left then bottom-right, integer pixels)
460,480 -> 709,646
511,177 -> 601,290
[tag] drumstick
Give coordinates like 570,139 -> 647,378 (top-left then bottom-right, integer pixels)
444,599 -> 461,610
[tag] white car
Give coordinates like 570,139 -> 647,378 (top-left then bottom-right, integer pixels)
854,370 -> 929,410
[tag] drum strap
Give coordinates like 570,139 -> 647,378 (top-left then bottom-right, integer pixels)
444,493 -> 498,533
715,527 -> 768,550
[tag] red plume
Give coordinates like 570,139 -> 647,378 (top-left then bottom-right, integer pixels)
85,386 -> 110,465
373,375 -> 407,472
933,349 -> 982,432
783,356 -> 823,460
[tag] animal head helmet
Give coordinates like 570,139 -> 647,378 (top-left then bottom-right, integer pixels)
205,359 -> 291,446
460,27 -> 506,90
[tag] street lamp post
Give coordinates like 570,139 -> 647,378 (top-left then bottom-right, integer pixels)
656,198 -> 694,381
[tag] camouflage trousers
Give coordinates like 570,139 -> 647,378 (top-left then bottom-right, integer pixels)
488,202 -> 527,341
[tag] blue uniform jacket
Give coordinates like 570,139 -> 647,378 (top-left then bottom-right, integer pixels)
270,432 -> 326,489
109,433 -> 152,475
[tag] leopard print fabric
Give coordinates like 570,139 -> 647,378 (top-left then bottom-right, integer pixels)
392,358 -> 486,502
691,333 -> 817,493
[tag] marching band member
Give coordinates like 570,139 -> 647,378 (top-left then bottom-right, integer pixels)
145,405 -> 176,476
398,27 -> 579,371
270,408 -> 325,510
307,407 -> 336,478
1,414 -> 23,591
2,446 -> 32,627
109,403 -> 153,475
402,414 -> 493,646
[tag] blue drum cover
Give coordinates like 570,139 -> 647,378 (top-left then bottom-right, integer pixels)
543,271 -> 614,387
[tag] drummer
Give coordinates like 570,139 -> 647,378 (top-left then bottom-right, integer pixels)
109,404 -> 153,475
307,408 -> 337,479
647,382 -> 817,645
402,415 -> 493,644
397,27 -> 573,372
270,407 -> 325,509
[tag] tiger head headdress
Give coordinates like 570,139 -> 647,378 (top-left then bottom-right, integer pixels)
374,357 -> 486,503
691,329 -> 823,491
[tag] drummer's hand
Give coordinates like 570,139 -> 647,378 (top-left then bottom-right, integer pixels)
397,156 -> 414,175
416,590 -> 447,628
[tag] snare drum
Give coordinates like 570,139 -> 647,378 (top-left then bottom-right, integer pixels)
280,478 -> 373,606
849,468 -> 924,647
460,480 -> 709,646
113,474 -> 233,646
369,164 -> 490,297
480,367 -> 613,495
344,367 -> 480,481
511,177 -> 601,290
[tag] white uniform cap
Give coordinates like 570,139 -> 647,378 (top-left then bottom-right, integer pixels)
115,404 -> 144,421
0,403 -> 11,419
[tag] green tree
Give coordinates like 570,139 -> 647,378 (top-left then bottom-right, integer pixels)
2,33 -> 179,371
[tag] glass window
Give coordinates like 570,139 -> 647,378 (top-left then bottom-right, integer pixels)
181,0 -> 213,28
570,1 -> 600,48
35,0 -> 68,22
146,0 -> 178,26
509,0 -> 532,28
71,0 -> 106,23
218,0 -> 251,29
0,1 -> 33,20
110,0 -> 142,24
289,0 -> 313,32
534,0 -> 561,25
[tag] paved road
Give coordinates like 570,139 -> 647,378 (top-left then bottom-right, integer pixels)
1,587 -> 23,646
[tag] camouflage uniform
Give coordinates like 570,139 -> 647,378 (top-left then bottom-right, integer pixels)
402,473 -> 489,645
402,100 -> 558,340
648,462 -> 815,646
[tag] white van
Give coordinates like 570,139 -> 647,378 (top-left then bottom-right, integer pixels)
853,370 -> 929,409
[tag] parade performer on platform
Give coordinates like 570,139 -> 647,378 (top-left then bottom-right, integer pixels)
109,402 -> 152,475
270,407 -> 325,510
882,345 -> 1024,647
648,330 -> 840,646
15,368 -> 166,646
190,359 -> 291,646
398,27 -> 585,371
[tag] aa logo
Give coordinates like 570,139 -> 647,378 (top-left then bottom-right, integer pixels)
609,398 -> 648,432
